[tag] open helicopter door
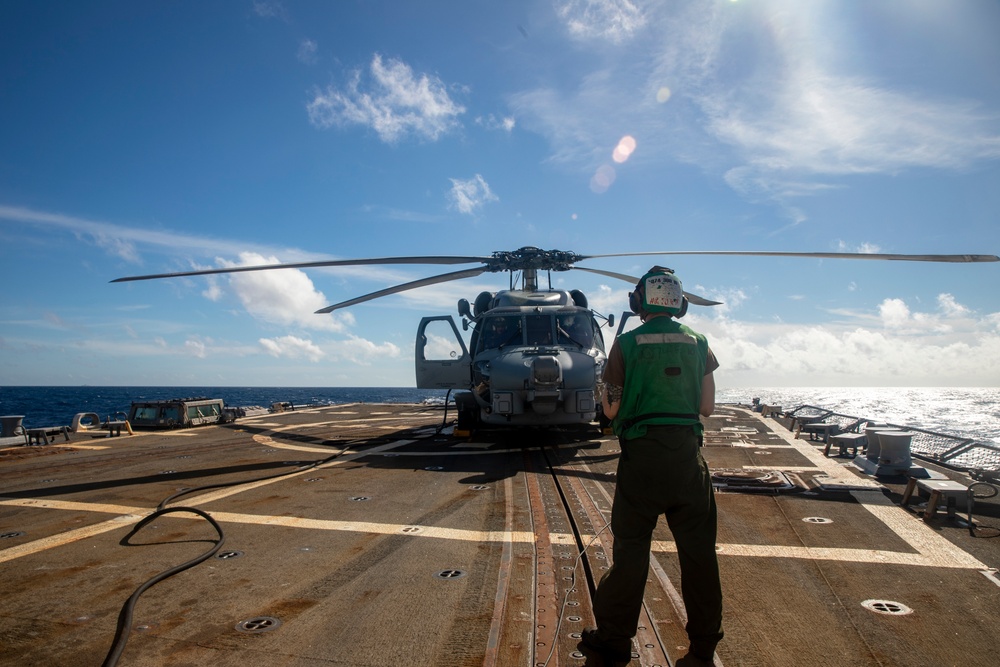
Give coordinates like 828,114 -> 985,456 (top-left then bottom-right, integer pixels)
415,316 -> 471,389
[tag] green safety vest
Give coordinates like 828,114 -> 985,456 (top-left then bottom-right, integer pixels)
613,317 -> 709,440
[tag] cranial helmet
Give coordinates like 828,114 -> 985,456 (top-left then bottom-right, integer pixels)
628,266 -> 687,318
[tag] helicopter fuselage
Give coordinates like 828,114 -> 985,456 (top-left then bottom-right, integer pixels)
415,289 -> 607,430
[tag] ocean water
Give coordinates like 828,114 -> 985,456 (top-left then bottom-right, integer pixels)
716,387 -> 1000,445
0,386 -> 448,431
2,385 -> 998,445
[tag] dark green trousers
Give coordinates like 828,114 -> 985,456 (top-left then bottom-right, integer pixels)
592,425 -> 723,654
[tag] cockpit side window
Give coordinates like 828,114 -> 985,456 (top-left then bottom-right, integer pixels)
592,317 -> 606,352
556,313 -> 593,348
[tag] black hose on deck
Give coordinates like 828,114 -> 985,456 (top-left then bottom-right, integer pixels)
101,507 -> 225,667
100,411 -> 458,665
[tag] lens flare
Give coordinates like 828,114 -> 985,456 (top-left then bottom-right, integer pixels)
612,135 -> 637,163
656,87 -> 672,103
590,164 -> 616,193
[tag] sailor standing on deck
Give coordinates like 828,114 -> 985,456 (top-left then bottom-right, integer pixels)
582,267 -> 723,665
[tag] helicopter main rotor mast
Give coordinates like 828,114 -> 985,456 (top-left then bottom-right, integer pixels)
484,247 -> 579,292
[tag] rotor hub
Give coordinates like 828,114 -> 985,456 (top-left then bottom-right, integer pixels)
486,247 -> 582,272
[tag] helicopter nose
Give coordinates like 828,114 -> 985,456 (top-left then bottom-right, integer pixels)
528,356 -> 562,416
531,356 -> 561,387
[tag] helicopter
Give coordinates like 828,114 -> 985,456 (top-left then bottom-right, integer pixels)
114,246 -> 998,435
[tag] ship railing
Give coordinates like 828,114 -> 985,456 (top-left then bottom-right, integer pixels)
766,404 -> 1000,477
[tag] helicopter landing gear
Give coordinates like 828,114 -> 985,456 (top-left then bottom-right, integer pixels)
454,391 -> 479,437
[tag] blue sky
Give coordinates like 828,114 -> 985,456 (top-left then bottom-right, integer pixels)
2,0 -> 999,388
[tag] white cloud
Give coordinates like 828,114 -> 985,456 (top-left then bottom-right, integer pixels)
693,292 -> 1000,386
475,114 -> 516,133
583,284 -> 617,315
297,38 -> 318,64
513,2 -> 1000,203
328,335 -> 401,365
557,0 -> 646,43
307,54 -> 465,143
0,204 -> 144,262
665,2 -> 1000,197
447,174 -> 499,215
259,335 -> 325,362
218,252 -> 354,332
879,298 -> 912,329
252,1 -> 287,20
938,293 -> 970,318
711,72 -> 1000,195
202,279 -> 223,302
0,204 -> 277,263
184,338 -> 207,359
837,240 -> 882,254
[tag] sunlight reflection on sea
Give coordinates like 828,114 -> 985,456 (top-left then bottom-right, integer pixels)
717,387 -> 1000,444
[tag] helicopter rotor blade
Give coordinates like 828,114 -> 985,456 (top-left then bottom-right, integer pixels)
573,266 -> 723,306
573,266 -> 639,284
683,292 -> 724,307
315,267 -> 490,314
111,254 -> 493,283
577,250 -> 999,263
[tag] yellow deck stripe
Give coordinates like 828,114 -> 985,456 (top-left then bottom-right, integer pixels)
0,493 -> 990,571
0,509 -> 142,564
1,414 -> 990,575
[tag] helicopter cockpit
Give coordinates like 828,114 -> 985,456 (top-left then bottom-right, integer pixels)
480,314 -> 522,349
472,310 -> 603,355
414,296 -> 608,432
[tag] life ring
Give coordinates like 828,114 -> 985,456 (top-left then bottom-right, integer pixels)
71,412 -> 102,432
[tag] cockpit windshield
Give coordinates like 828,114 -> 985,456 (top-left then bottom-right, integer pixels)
478,312 -> 596,352
524,315 -> 553,345
556,313 -> 593,348
482,315 -> 522,349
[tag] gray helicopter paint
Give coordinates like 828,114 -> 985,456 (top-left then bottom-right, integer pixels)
417,295 -> 606,428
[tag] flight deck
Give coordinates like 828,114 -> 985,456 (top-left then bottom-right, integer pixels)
1,403 -> 998,666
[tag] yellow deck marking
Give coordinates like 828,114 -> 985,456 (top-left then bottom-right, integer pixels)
1,411 -> 988,574
1,498 -> 145,515
255,441 -> 347,454
849,489 -> 988,569
0,493 -> 988,571
203,511 -> 537,544
180,437 -> 416,506
0,496 -> 544,546
738,412 -> 990,570
571,421 -> 990,572
0,506 -> 142,564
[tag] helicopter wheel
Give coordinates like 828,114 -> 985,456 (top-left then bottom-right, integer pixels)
454,391 -> 479,437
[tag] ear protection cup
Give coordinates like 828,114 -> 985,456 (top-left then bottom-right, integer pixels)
676,297 -> 688,318
628,289 -> 642,314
